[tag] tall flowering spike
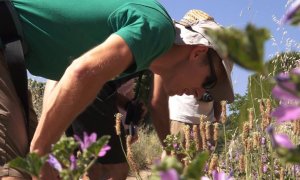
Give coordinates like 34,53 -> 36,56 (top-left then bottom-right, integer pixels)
74,132 -> 97,150
294,119 -> 300,135
205,121 -> 211,141
208,154 -> 218,174
98,145 -> 111,157
213,122 -> 219,143
239,154 -> 245,173
115,113 -> 122,135
200,122 -> 207,150
160,168 -> 179,180
47,154 -> 62,172
220,101 -> 227,124
184,125 -> 191,150
253,132 -> 260,149
248,108 -> 254,130
199,114 -> 207,123
193,125 -> 200,151
126,135 -> 138,173
242,122 -> 249,145
246,137 -> 253,153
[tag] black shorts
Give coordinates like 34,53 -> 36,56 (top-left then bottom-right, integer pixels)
66,82 -> 126,164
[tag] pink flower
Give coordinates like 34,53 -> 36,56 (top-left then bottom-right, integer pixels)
98,145 -> 111,157
202,170 -> 234,180
74,132 -> 97,150
160,169 -> 179,180
271,105 -> 300,122
266,126 -> 295,149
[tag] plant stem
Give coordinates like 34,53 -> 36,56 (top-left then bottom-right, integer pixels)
223,124 -> 228,173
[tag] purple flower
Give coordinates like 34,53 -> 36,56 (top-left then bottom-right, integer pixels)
202,170 -> 234,180
266,126 -> 295,149
47,154 -> 62,172
263,164 -> 268,173
74,132 -> 97,150
70,155 -> 77,170
271,105 -> 300,122
261,137 -> 266,145
271,70 -> 300,122
282,0 -> 300,24
98,145 -> 111,157
272,84 -> 298,101
160,169 -> 179,180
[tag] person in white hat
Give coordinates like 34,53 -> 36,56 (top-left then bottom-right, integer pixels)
150,9 -> 234,155
0,0 -> 234,177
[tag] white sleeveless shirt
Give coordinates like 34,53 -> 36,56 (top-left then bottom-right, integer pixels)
168,94 -> 214,124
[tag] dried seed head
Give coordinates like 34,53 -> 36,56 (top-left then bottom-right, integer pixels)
242,122 -> 250,144
199,114 -> 207,123
208,154 -> 218,174
246,137 -> 253,152
293,119 -> 300,135
184,125 -> 191,150
200,122 -> 207,150
193,125 -> 200,151
253,132 -> 260,149
220,101 -> 227,124
248,108 -> 254,130
280,167 -> 285,180
213,123 -> 219,142
115,113 -> 122,135
239,154 -> 245,173
126,135 -> 138,172
205,121 -> 211,140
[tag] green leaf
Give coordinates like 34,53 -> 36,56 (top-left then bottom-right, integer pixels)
52,136 -> 79,166
205,24 -> 270,73
8,153 -> 46,177
276,145 -> 300,163
183,151 -> 209,179
290,11 -> 300,25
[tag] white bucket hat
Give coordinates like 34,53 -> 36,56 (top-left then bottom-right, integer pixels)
174,9 -> 234,103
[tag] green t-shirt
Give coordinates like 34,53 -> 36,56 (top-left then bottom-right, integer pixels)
12,0 -> 175,80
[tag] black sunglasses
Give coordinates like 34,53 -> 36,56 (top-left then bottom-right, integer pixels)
202,49 -> 217,90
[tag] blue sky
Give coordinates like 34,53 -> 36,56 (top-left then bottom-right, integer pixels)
160,0 -> 300,95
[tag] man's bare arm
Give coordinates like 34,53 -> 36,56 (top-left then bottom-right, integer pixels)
30,34 -> 133,155
150,74 -> 170,146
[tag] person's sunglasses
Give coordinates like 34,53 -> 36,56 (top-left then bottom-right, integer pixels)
202,49 -> 217,90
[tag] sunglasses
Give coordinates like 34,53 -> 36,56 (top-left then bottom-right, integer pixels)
202,49 -> 217,90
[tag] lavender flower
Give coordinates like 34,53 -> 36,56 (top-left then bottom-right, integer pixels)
282,0 -> 300,24
266,126 -> 295,149
47,154 -> 62,172
159,168 -> 179,180
98,145 -> 111,157
272,105 -> 300,122
263,164 -> 268,173
202,170 -> 234,180
74,132 -> 97,150
70,154 -> 77,170
271,70 -> 300,122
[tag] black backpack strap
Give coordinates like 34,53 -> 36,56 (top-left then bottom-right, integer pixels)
0,1 -> 29,134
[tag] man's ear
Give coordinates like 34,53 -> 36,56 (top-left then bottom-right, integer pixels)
189,46 -> 208,61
